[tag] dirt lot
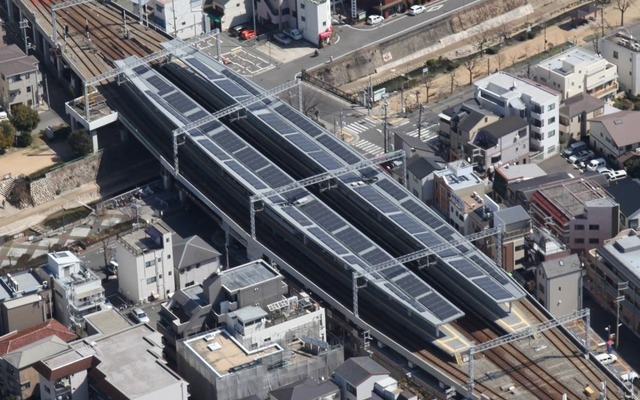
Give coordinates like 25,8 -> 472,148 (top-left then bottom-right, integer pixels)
0,134 -> 74,178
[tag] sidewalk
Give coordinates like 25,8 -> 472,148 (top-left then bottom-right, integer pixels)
369,1 -> 640,115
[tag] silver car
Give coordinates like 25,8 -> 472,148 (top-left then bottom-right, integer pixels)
132,307 -> 150,324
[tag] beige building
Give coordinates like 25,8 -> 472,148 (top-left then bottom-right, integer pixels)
0,269 -> 51,335
0,45 -> 42,111
532,47 -> 618,101
536,254 -> 583,317
558,93 -> 604,145
589,111 -> 640,165
469,116 -> 530,174
439,101 -> 499,161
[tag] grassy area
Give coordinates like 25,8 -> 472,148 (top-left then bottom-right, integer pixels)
43,206 -> 93,230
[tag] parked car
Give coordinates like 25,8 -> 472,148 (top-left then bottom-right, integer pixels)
409,5 -> 426,15
0,106 -> 8,121
284,28 -> 302,40
597,166 -> 612,175
569,149 -> 594,164
273,32 -> 292,46
240,29 -> 256,40
586,158 -> 606,172
131,307 -> 150,324
563,141 -> 587,158
366,15 -> 384,24
594,352 -> 618,365
230,24 -> 247,37
605,169 -> 627,181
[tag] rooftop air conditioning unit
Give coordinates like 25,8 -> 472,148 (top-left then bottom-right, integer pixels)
204,333 -> 216,342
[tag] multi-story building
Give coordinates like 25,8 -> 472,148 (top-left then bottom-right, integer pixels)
438,100 -> 499,161
474,72 -> 561,159
494,205 -> 532,272
405,153 -> 445,202
209,0 -> 251,31
177,329 -> 343,400
599,29 -> 640,96
115,222 -> 176,302
468,115 -> 530,174
256,0 -> 332,46
558,93 -> 605,145
0,269 -> 51,335
586,230 -> 640,333
0,320 -> 76,400
0,45 -> 42,111
34,324 -> 190,400
532,47 -> 618,101
172,234 -> 221,289
492,163 -> 547,204
433,159 -> 485,234
148,0 -> 206,39
589,111 -> 640,165
606,178 -> 640,229
536,253 -> 583,316
529,178 -> 619,252
45,251 -> 107,328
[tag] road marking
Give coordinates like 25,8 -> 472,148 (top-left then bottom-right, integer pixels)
425,4 -> 444,12
352,139 -> 384,155
342,118 -> 379,134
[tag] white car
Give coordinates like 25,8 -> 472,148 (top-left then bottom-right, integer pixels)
284,28 -> 302,40
132,307 -> 150,324
366,15 -> 384,25
409,5 -> 426,15
596,166 -> 612,175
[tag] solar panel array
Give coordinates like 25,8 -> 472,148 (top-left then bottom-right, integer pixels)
120,56 -> 463,326
170,51 -> 526,306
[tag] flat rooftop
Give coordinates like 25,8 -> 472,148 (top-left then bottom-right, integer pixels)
475,71 -> 559,103
220,260 -> 280,292
119,228 -> 163,256
537,47 -> 602,75
600,234 -> 640,282
537,180 -> 610,217
186,330 -> 281,377
0,269 -> 42,301
84,308 -> 133,336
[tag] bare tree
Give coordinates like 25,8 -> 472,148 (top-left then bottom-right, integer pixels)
463,56 -> 479,85
288,86 -> 325,118
495,52 -> 505,71
101,237 -> 113,270
473,29 -> 490,57
509,51 -> 518,67
614,0 -> 634,26
449,70 -> 457,94
424,74 -> 435,103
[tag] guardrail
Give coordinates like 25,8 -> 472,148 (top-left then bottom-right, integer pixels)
301,70 -> 360,105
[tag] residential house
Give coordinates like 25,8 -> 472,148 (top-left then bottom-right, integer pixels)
536,254 -> 583,316
433,159 -> 485,234
45,251 -> 108,329
372,377 -> 417,400
494,205 -> 532,272
492,163 -> 547,204
474,72 -> 561,159
34,324 -> 189,400
332,357 -> 390,400
589,111 -> 640,166
606,178 -> 640,229
525,226 -> 570,266
115,221 -> 176,303
269,376 -> 339,400
558,93 -> 604,144
599,29 -> 640,96
256,0 -> 332,46
148,0 -> 206,39
173,234 -> 221,289
405,153 -> 445,202
393,131 -> 439,160
0,320 -> 76,400
532,47 -> 618,101
438,100 -> 499,161
177,329 -> 343,400
0,269 -> 51,335
529,178 -> 619,252
469,115 -> 530,174
586,230 -> 640,333
208,0 -> 251,31
0,45 -> 42,111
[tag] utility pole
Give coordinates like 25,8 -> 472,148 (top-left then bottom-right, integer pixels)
383,100 -> 389,153
415,90 -> 422,141
615,281 -> 628,350
19,19 -> 30,54
368,75 -> 373,116
339,109 -> 344,141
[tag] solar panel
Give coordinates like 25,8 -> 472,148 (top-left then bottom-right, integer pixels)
274,104 -> 324,137
470,254 -> 510,285
187,110 -> 208,123
214,130 -> 246,153
417,291 -> 461,321
235,147 -> 270,171
310,151 -> 343,170
308,227 -> 349,255
360,248 -> 391,265
146,91 -> 189,124
384,283 -> 426,312
396,275 -> 427,297
449,258 -> 483,278
415,232 -> 443,248
435,225 -> 456,240
255,165 -> 293,188
389,213 -> 426,235
288,134 -> 322,153
474,276 -> 512,301
185,57 -> 224,80
343,255 -> 369,272
146,75 -> 173,96
334,227 -> 373,254
281,206 -> 313,227
225,160 -> 268,190
376,178 -> 409,201
165,92 -> 197,113
199,139 -> 231,160
353,186 -> 399,213
299,201 -> 345,232
258,113 -> 297,134
199,120 -> 222,133
217,79 -> 250,99
316,135 -> 361,164
221,69 -> 262,95
381,265 -> 404,280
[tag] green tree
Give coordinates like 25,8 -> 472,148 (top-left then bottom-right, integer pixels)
0,120 -> 15,150
626,157 -> 640,178
68,129 -> 93,156
16,132 -> 33,148
10,104 -> 40,134
614,97 -> 633,110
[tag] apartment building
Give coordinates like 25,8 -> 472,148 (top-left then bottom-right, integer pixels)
474,72 -> 561,159
0,45 -> 42,111
438,100 -> 499,161
529,178 -> 619,252
606,178 -> 640,229
532,47 -> 618,101
0,269 -> 51,335
115,222 -> 176,303
469,115 -> 530,174
559,93 -> 604,144
599,30 -> 640,96
256,0 -> 332,46
536,254 -> 583,317
148,0 -> 206,39
405,153 -> 446,202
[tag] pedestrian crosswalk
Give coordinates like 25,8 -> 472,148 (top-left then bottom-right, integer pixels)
342,118 -> 380,135
402,124 -> 439,140
352,139 -> 384,156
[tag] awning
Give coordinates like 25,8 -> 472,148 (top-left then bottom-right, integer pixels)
375,0 -> 403,11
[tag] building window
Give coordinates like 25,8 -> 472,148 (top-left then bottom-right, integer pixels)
548,116 -> 556,124
322,21 -> 327,26
575,238 -> 585,244
26,86 -> 31,93
531,104 -> 542,114
147,276 -> 157,284
167,254 -> 171,259
548,129 -> 556,137
346,383 -> 357,396
575,224 -> 584,230
518,128 -> 527,138
166,237 -> 170,243
145,260 -> 155,268
532,119 -> 543,128
589,224 -> 599,230
157,257 -> 161,262
301,16 -> 305,21
589,238 -> 599,244
300,2 -> 304,8
20,381 -> 30,390
548,103 -> 555,111
613,50 -> 619,59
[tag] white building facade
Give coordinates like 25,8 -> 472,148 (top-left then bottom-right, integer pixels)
255,0 -> 331,46
149,0 -> 208,39
115,222 -> 176,303
599,30 -> 640,96
532,47 -> 618,101
474,72 -> 561,160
